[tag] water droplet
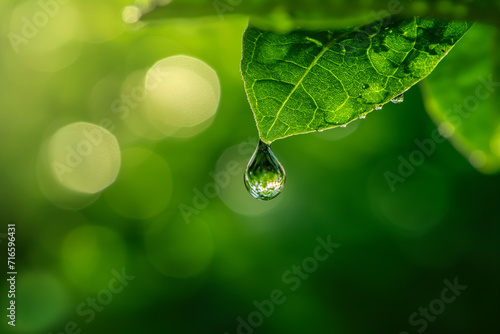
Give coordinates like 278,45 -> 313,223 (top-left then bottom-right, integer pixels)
244,140 -> 285,201
360,115 -> 366,119
391,94 -> 404,104
375,105 -> 383,110
340,124 -> 347,128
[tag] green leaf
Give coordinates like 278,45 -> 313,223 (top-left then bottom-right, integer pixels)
421,23 -> 500,173
241,17 -> 472,143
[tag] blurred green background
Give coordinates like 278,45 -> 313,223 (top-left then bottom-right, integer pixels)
1,1 -> 499,333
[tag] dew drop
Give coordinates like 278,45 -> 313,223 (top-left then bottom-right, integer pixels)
244,139 -> 285,201
360,115 -> 366,119
340,124 -> 347,128
375,105 -> 383,110
391,94 -> 404,104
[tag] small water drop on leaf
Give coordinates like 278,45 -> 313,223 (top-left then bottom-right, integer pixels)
340,124 -> 347,128
244,139 -> 285,201
391,94 -> 404,104
360,115 -> 366,119
375,105 -> 383,110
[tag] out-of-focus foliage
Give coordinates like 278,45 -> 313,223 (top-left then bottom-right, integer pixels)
422,23 -> 500,173
142,0 -> 500,30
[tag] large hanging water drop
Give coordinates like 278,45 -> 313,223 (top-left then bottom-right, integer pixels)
244,139 -> 286,200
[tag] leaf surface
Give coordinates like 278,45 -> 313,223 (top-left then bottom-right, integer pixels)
241,17 -> 471,143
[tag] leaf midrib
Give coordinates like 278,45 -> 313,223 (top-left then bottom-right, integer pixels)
265,46 -> 329,138
264,29 -> 362,139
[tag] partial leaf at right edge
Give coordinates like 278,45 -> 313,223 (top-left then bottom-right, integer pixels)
421,24 -> 500,173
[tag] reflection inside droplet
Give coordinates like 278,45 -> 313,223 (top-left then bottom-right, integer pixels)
244,140 -> 285,200
216,141 -> 281,215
